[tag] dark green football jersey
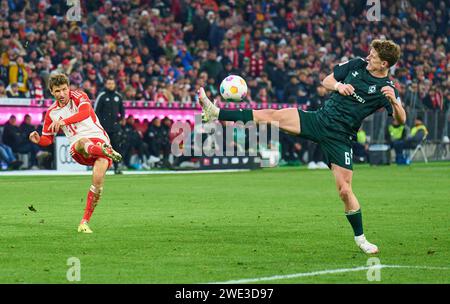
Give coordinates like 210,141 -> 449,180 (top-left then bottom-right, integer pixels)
316,57 -> 399,141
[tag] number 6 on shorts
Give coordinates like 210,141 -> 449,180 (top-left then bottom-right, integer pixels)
345,152 -> 351,165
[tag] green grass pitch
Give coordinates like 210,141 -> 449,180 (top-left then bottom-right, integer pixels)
1,163 -> 449,283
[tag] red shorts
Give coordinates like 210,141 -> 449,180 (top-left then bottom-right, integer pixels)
70,138 -> 113,168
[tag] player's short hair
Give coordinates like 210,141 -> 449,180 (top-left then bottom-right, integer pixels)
48,73 -> 70,91
370,39 -> 401,68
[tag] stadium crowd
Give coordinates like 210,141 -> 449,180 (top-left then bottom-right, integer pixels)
0,0 -> 449,170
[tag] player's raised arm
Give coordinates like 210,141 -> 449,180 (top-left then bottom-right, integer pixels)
322,72 -> 354,96
51,91 -> 93,133
322,57 -> 369,96
62,102 -> 91,125
381,86 -> 406,124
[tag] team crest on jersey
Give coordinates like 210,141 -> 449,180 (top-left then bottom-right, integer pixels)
368,85 -> 376,94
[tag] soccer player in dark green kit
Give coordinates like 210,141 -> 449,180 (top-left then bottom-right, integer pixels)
197,39 -> 406,254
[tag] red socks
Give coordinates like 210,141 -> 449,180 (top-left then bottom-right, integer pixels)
84,142 -> 103,157
81,185 -> 102,223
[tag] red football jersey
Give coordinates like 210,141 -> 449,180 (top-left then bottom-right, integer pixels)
42,90 -> 110,147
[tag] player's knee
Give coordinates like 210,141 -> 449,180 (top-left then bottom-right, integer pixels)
338,184 -> 353,201
77,138 -> 90,146
75,138 -> 90,152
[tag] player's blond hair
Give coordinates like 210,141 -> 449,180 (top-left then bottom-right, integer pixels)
370,39 -> 401,68
48,73 -> 70,91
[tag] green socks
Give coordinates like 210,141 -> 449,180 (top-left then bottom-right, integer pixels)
345,209 -> 364,236
218,109 -> 254,123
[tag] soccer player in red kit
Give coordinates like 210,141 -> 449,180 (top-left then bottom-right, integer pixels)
29,73 -> 122,233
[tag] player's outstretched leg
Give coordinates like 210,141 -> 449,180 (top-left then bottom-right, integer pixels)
75,138 -> 122,163
78,157 -> 109,233
197,88 -> 301,135
332,164 -> 379,254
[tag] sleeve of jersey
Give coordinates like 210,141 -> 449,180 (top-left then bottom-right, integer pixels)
38,135 -> 53,146
39,111 -> 55,146
333,57 -> 367,81
62,103 -> 91,125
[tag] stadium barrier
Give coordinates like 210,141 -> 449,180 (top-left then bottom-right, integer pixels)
55,136 -> 86,171
1,98 -> 449,167
0,98 -> 309,125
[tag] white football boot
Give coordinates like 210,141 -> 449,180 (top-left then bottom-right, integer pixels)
197,87 -> 219,122
355,234 -> 379,254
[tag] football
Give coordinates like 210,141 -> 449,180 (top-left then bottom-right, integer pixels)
219,75 -> 248,101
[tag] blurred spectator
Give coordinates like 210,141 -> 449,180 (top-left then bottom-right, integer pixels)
279,131 -> 305,165
193,8 -> 210,41
353,127 -> 369,163
0,139 -> 22,170
6,82 -> 24,97
8,56 -> 28,94
29,77 -> 44,99
0,80 -> 7,97
218,59 -> 239,83
178,45 -> 194,71
121,115 -> 150,169
200,50 -> 223,84
308,85 -> 327,111
209,18 -> 225,49
267,60 -> 286,102
2,115 -> 39,168
392,116 -> 428,164
143,117 -> 164,165
19,114 -> 35,140
206,77 -> 219,98
386,117 -> 407,146
255,87 -> 271,104
284,76 -> 300,104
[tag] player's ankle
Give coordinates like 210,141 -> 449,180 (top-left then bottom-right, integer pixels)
354,234 -> 367,243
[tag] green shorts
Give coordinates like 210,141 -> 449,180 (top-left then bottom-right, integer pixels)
298,110 -> 354,170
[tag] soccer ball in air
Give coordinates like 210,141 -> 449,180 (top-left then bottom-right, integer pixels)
220,75 -> 248,101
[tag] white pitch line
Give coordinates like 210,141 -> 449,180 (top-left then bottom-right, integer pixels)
0,169 -> 250,176
208,264 -> 450,284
